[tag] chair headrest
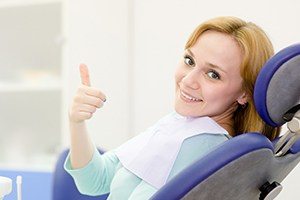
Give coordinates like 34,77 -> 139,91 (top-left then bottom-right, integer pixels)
254,44 -> 300,127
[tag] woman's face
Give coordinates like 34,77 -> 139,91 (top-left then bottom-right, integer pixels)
174,30 -> 246,122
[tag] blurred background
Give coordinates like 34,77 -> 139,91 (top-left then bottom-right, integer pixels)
0,0 -> 299,199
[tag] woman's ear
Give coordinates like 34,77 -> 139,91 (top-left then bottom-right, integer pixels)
237,92 -> 248,105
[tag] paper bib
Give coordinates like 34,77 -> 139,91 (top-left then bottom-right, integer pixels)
115,112 -> 228,189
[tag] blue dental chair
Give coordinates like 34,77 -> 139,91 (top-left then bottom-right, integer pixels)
52,43 -> 300,200
150,43 -> 300,200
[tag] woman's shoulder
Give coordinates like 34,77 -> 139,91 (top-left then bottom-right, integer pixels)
177,134 -> 228,166
168,133 -> 229,181
182,133 -> 229,152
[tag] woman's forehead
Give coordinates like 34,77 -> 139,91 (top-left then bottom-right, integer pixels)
190,30 -> 243,72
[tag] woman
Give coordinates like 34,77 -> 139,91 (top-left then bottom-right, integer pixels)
65,16 -> 281,199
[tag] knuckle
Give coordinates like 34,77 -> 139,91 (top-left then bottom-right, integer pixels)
86,113 -> 93,119
91,107 -> 97,113
97,90 -> 102,97
96,99 -> 103,108
78,85 -> 88,93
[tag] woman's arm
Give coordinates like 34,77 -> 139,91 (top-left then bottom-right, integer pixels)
65,149 -> 119,195
69,64 -> 106,169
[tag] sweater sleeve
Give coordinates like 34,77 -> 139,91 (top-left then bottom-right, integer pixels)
64,147 -> 120,196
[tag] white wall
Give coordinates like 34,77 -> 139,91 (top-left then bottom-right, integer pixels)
66,0 -> 132,150
66,0 -> 300,199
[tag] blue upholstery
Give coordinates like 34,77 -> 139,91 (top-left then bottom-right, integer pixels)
52,148 -> 109,200
290,138 -> 300,154
254,43 -> 300,126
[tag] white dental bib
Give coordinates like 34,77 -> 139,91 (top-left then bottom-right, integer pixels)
115,112 -> 228,189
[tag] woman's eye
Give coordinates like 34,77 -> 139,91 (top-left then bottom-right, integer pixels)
207,70 -> 220,80
184,56 -> 195,67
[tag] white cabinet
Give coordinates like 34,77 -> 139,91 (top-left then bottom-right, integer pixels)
0,0 -> 64,170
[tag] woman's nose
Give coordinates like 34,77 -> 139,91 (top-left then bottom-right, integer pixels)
181,70 -> 200,90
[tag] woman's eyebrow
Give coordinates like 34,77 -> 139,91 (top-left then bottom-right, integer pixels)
206,62 -> 227,74
186,48 -> 227,74
186,49 -> 195,58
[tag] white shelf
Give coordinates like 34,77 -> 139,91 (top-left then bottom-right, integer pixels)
0,81 -> 62,92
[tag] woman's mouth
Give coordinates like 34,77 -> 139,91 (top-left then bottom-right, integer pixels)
180,90 -> 202,103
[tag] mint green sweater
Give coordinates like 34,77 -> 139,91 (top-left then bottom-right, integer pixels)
65,133 -> 229,200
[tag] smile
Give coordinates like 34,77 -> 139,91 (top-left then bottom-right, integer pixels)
180,90 -> 202,102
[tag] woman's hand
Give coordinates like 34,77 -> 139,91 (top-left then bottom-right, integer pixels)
69,64 -> 107,123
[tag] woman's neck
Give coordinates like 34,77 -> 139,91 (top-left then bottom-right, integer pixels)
212,116 -> 234,136
212,104 -> 237,136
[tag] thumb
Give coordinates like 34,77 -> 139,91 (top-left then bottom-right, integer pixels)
79,63 -> 91,86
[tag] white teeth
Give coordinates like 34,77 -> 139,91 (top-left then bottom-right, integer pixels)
181,91 -> 201,102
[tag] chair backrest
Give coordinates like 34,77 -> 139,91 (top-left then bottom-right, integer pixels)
150,43 -> 300,200
52,148 -> 109,200
150,133 -> 300,200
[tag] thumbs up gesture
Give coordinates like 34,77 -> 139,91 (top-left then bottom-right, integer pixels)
69,64 -> 107,123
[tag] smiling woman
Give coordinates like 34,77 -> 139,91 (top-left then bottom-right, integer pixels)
175,17 -> 281,138
64,16 -> 281,200
175,31 -> 245,135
